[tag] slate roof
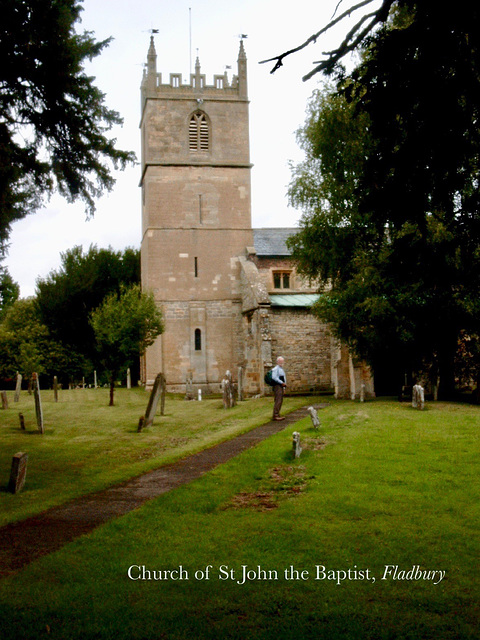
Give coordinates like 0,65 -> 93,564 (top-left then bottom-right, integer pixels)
253,228 -> 298,256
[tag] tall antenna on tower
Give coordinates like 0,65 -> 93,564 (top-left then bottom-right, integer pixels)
189,7 -> 192,77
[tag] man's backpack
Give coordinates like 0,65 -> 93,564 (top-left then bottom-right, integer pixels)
264,369 -> 274,386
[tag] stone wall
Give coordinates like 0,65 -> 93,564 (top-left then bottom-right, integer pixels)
269,308 -> 333,393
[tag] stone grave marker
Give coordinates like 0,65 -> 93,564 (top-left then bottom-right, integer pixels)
292,432 -> 302,458
19,413 -> 26,430
1,391 -> 8,410
53,376 -> 59,403
185,374 -> 194,401
14,373 -> 22,402
412,384 -> 425,410
143,373 -> 166,428
127,368 -> 131,389
222,370 -> 236,409
307,406 -> 320,429
360,382 -> 366,403
33,373 -> 44,434
8,452 -> 28,494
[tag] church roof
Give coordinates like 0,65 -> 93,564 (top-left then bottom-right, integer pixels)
253,228 -> 298,256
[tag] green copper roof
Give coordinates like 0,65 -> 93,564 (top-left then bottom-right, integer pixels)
269,294 -> 320,307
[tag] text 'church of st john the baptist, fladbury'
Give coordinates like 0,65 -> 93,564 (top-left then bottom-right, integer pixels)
139,37 -> 374,399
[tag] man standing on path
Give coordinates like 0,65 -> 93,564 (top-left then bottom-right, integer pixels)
272,356 -> 287,421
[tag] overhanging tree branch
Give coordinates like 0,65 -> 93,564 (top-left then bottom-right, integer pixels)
259,0 -> 394,80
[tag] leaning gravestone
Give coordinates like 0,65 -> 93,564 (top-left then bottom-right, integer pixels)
307,406 -> 320,429
32,373 -> 44,434
143,373 -> 166,428
8,452 -> 28,494
14,373 -> 22,402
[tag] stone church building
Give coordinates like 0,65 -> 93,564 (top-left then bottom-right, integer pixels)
140,37 -> 373,399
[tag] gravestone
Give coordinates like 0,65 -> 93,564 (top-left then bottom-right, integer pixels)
19,413 -> 25,430
14,373 -> 22,402
292,432 -> 302,458
53,376 -> 58,403
94,370 -> 98,389
8,452 -> 28,494
307,406 -> 320,429
222,370 -> 236,409
33,373 -> 44,434
185,374 -> 194,401
360,382 -> 366,403
143,373 -> 166,428
1,391 -> 8,410
137,416 -> 145,433
127,368 -> 131,390
412,384 -> 425,410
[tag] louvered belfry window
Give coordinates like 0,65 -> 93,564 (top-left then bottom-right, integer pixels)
189,112 -> 209,152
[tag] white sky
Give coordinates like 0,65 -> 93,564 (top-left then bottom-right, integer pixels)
5,0 -> 358,297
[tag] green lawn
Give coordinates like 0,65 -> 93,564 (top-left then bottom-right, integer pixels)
0,387 -> 311,526
0,396 -> 478,639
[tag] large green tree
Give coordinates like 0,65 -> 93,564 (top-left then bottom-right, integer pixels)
36,245 -> 140,368
0,0 -> 135,250
0,266 -> 19,320
0,298 -> 86,386
287,3 -> 480,397
90,285 -> 164,406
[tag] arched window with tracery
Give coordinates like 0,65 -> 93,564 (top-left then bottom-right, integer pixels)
189,112 -> 209,152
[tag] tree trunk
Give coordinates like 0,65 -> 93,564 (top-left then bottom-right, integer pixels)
109,377 -> 115,406
437,338 -> 457,400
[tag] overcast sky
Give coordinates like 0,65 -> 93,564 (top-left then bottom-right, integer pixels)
5,0 -> 362,297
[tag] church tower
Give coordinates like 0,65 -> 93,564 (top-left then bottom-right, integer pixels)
140,37 -> 254,391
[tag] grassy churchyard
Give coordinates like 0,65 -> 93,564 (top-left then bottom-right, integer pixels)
0,388 -> 478,639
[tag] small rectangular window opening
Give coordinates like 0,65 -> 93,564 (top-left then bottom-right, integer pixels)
195,328 -> 202,351
273,271 -> 292,289
194,257 -> 198,277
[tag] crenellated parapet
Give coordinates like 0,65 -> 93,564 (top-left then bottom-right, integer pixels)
141,37 -> 248,109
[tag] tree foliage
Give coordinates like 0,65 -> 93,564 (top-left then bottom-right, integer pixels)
288,3 -> 480,397
0,266 -> 19,320
90,284 -> 164,405
0,0 -> 136,249
261,0 -> 395,80
36,244 -> 140,367
0,298 -> 86,385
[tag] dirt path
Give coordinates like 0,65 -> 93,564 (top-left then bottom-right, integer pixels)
0,404 -> 326,579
